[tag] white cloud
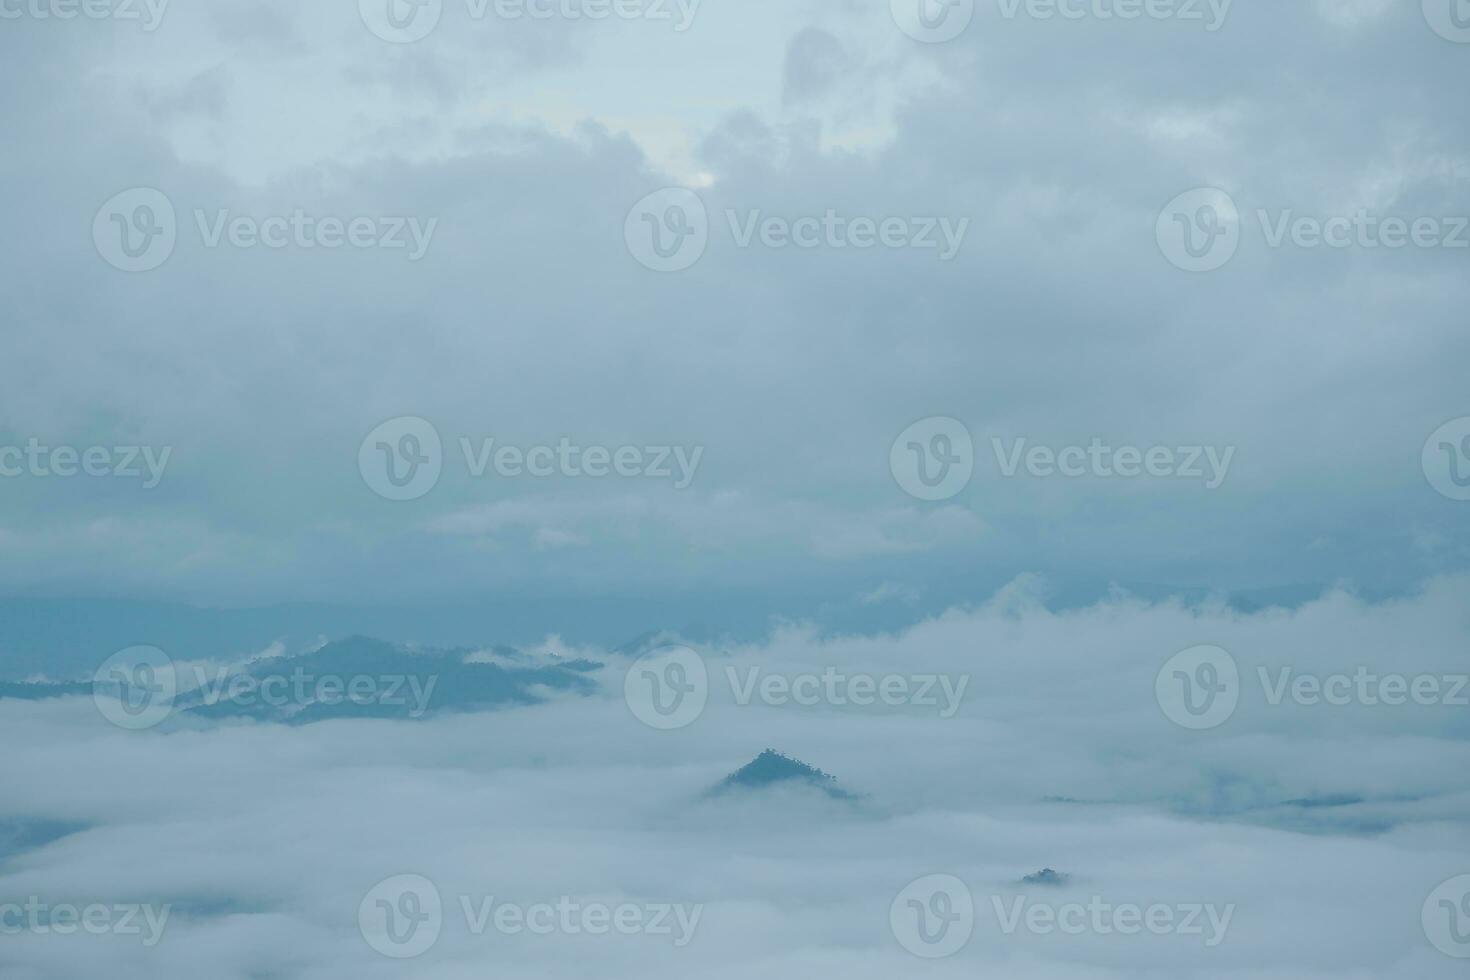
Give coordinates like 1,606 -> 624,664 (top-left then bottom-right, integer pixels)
1,579 -> 1467,977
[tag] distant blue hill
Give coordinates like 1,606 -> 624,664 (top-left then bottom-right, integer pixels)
0,581 -> 1364,679
0,598 -> 738,680
0,818 -> 88,864
177,636 -> 601,724
710,750 -> 854,800
609,629 -> 701,659
0,680 -> 91,701
2,635 -> 601,726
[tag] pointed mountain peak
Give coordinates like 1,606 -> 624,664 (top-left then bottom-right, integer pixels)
712,749 -> 852,799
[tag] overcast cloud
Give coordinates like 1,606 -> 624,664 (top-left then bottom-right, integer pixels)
1,0 -> 1466,607
2,2 -> 1468,976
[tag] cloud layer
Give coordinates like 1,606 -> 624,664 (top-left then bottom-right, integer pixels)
1,578 -> 1467,977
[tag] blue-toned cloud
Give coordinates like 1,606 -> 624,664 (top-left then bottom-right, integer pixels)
1,579 -> 1467,977
0,0 -> 1465,613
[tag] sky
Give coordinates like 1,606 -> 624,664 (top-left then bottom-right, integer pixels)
2,4 -> 1469,976
0,0 -> 1466,626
